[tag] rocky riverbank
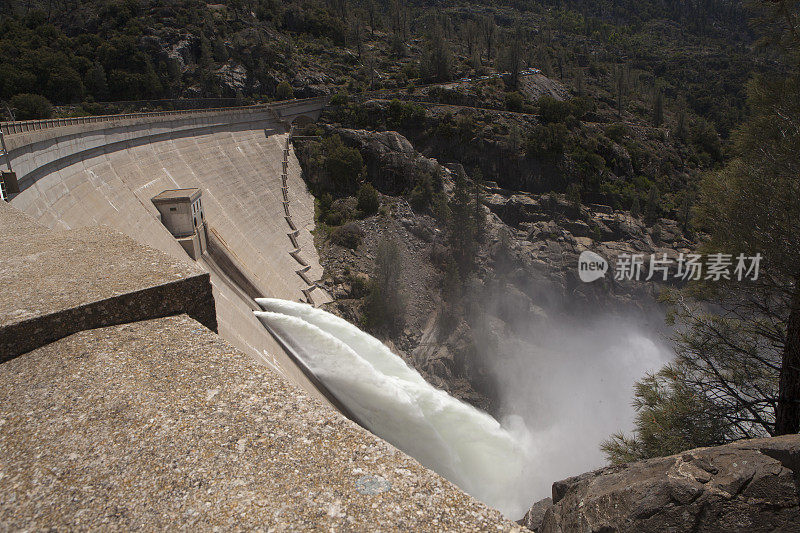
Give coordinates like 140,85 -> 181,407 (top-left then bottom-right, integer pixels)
296,126 -> 694,412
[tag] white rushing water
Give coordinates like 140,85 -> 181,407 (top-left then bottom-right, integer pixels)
254,298 -> 532,517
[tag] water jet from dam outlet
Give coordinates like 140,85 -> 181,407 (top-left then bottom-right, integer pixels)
254,298 -> 668,518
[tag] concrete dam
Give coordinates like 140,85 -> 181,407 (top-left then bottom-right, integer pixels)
0,102 -> 520,529
4,99 -> 335,403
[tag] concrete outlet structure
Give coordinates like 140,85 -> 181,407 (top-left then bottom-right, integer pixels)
152,188 -> 209,259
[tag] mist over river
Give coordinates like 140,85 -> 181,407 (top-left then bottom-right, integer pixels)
255,298 -> 671,518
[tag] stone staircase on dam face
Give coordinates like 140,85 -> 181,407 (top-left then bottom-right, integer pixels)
3,105 -> 332,402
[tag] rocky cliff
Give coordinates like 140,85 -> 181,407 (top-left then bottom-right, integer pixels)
295,126 -> 693,412
521,435 -> 800,533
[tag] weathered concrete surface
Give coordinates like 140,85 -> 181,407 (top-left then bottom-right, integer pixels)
523,435 -> 800,533
6,109 -> 331,402
0,195 -> 48,237
0,202 -> 215,360
0,315 -> 521,532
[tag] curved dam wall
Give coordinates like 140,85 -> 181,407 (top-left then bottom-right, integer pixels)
4,101 -> 332,403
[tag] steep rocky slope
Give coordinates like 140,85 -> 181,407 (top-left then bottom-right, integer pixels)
520,434 -> 800,533
296,126 -> 693,412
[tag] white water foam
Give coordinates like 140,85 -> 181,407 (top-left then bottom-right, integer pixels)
254,298 -> 532,517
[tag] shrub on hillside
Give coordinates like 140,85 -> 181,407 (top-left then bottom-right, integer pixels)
537,96 -> 573,123
525,123 -> 568,157
330,222 -> 364,249
538,95 -> 596,124
504,91 -> 525,112
605,123 -> 629,143
328,91 -> 348,106
10,93 -> 53,120
275,81 -> 294,100
387,99 -> 425,129
323,135 -> 364,194
324,197 -> 357,226
356,183 -> 380,216
409,173 -> 434,212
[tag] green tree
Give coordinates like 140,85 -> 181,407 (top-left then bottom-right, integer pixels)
330,221 -> 364,249
85,63 -> 110,101
696,72 -> 800,435
616,66 -> 627,118
504,91 -> 524,112
357,182 -> 380,215
566,182 -> 582,210
276,81 -> 294,100
575,67 -> 585,96
46,64 -> 84,104
652,89 -> 664,127
643,184 -> 659,224
479,15 -> 496,61
322,135 -> 364,194
9,93 -> 53,119
498,28 -> 524,89
473,169 -> 486,242
420,28 -> 452,83
675,106 -> 689,142
537,96 -> 573,124
691,118 -> 723,162
409,172 -> 435,212
449,172 -> 477,274
631,195 -> 641,218
603,366 -> 731,464
525,123 -> 568,157
607,4 -> 800,461
364,239 -> 405,334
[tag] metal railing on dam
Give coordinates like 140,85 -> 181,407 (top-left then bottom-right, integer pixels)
0,96 -> 328,136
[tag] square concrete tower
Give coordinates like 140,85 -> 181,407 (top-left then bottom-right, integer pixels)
152,189 -> 208,260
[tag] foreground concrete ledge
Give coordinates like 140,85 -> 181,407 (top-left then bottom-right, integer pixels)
0,315 -> 520,531
0,197 -> 50,239
0,202 -> 217,360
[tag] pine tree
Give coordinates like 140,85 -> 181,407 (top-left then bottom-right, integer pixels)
85,63 -> 109,101
449,172 -> 476,274
606,4 -> 800,458
479,15 -> 496,61
473,170 -> 485,243
421,26 -> 452,82
364,239 -> 405,334
631,196 -> 641,218
653,89 -> 664,127
575,68 -> 585,96
644,184 -> 659,224
697,73 -> 800,434
616,66 -> 627,118
675,105 -> 689,142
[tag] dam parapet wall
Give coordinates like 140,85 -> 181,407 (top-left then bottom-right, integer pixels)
1,97 -> 328,193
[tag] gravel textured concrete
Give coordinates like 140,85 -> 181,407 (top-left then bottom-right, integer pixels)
0,196 -> 48,238
0,201 -> 216,359
0,315 -> 521,532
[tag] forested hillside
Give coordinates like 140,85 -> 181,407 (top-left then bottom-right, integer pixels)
1,0 -> 771,219
1,0 -> 763,135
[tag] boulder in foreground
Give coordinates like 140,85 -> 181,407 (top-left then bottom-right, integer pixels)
522,435 -> 800,532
